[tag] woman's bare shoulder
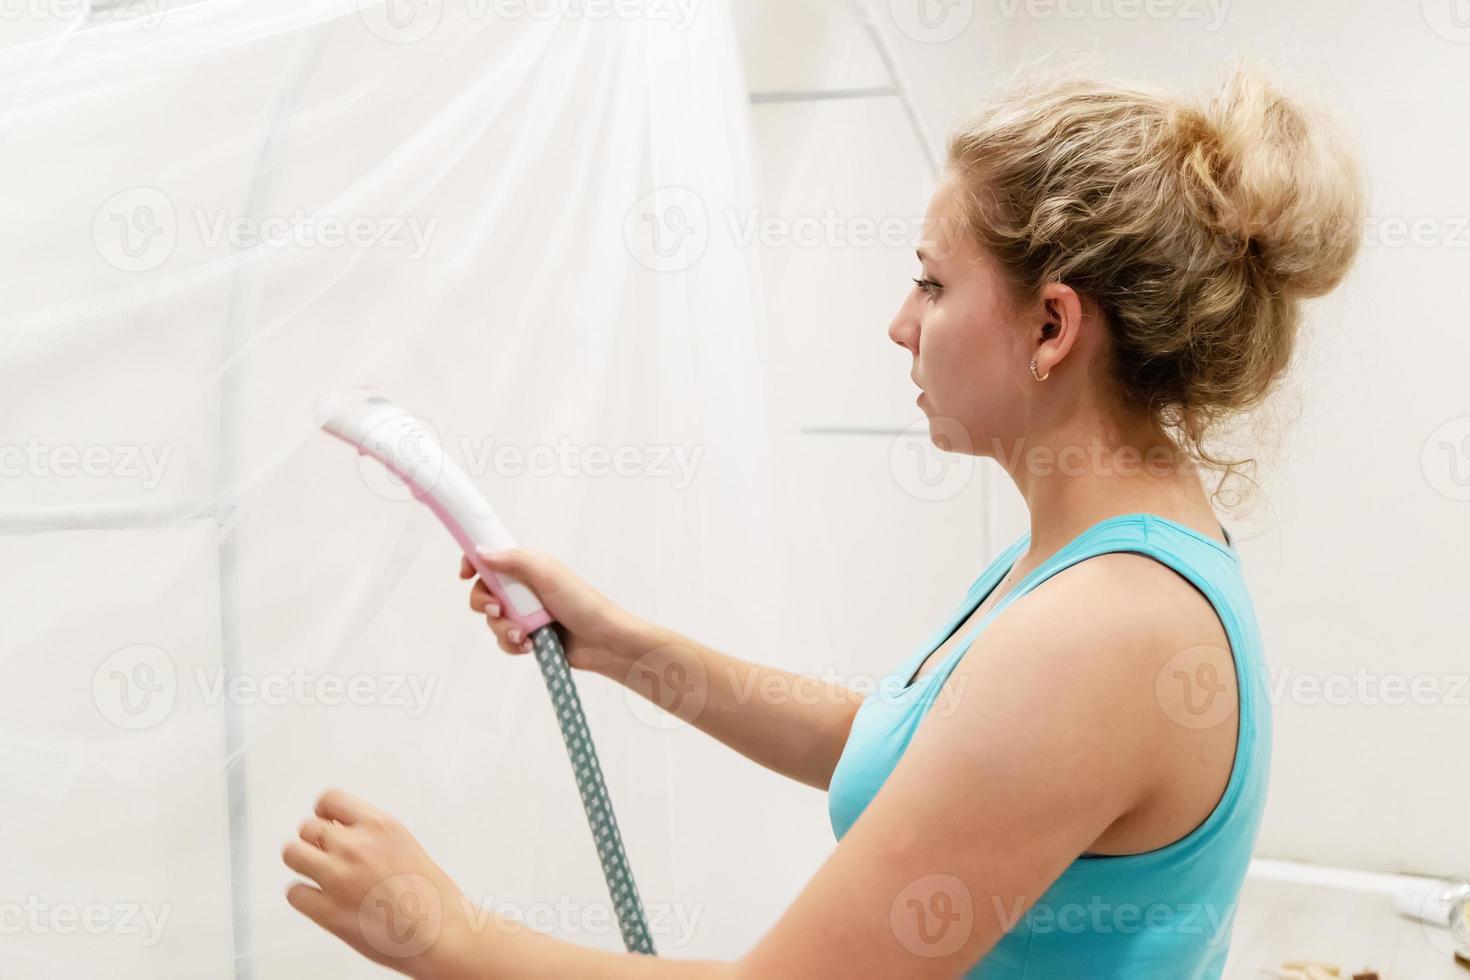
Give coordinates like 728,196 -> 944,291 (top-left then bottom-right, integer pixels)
1019,550 -> 1230,652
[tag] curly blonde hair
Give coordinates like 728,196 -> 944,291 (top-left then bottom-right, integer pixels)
943,58 -> 1366,503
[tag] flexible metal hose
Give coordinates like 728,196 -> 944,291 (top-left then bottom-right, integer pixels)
529,625 -> 656,955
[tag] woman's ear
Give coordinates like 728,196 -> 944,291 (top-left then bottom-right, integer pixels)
1032,284 -> 1084,377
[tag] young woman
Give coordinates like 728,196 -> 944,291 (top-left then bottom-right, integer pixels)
283,62 -> 1363,978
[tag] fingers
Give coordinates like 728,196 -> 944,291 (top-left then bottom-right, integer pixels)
462,548 -> 539,654
285,881 -> 336,929
468,580 -> 532,654
476,547 -> 539,588
487,595 -> 532,653
486,605 -> 533,654
283,839 -> 338,884
468,580 -> 501,618
314,787 -> 373,826
463,547 -> 535,585
299,817 -> 337,851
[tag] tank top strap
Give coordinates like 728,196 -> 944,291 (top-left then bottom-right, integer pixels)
892,532 -> 1032,687
923,513 -> 1250,702
1001,512 -> 1239,611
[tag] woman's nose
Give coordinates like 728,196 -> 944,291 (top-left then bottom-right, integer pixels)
888,297 -> 919,353
882,310 -> 917,352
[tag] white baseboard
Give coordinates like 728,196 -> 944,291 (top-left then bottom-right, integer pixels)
1248,857 -> 1445,897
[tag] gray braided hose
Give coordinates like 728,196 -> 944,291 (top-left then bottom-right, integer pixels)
529,625 -> 656,955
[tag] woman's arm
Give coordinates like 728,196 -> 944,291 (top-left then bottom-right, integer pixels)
595,616 -> 866,791
467,549 -> 866,791
288,555 -> 1198,978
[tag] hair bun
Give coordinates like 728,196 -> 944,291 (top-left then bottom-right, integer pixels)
1200,61 -> 1366,299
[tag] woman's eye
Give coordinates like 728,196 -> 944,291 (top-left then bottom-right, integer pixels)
912,277 -> 940,298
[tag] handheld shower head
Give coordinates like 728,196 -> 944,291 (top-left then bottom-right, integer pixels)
315,386 -> 551,634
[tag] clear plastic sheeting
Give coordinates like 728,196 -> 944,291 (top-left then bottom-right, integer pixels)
0,2 -> 794,976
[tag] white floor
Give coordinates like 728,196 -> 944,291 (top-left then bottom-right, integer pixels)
1225,864 -> 1466,979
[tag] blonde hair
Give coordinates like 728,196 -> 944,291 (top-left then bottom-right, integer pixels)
943,58 -> 1366,503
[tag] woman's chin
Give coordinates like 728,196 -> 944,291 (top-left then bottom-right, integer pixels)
918,411 -> 980,457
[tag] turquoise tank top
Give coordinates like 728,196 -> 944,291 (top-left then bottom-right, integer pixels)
827,513 -> 1271,978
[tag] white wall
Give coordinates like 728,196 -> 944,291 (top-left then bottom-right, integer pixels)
735,0 -> 996,692
740,0 -> 1470,877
